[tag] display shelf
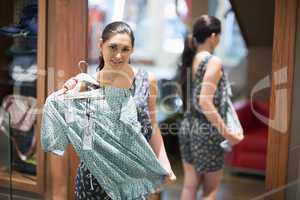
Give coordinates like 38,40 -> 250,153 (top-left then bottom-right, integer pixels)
0,170 -> 37,192
0,0 -> 43,196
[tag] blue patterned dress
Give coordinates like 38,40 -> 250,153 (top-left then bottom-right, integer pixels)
74,69 -> 154,200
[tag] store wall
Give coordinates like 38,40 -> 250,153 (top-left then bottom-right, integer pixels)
227,0 -> 274,100
287,1 -> 300,199
44,0 -> 87,199
226,46 -> 273,101
245,46 -> 272,100
191,0 -> 208,22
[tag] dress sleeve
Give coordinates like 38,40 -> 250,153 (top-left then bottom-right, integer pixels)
41,92 -> 69,156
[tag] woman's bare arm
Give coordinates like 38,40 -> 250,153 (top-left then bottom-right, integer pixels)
197,57 -> 243,144
147,73 -> 176,182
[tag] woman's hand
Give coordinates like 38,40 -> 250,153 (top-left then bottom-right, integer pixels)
147,73 -> 177,188
153,171 -> 176,194
163,170 -> 177,185
62,78 -> 78,93
224,129 -> 244,145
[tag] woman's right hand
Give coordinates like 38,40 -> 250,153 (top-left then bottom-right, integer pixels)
62,77 -> 78,93
224,129 -> 244,145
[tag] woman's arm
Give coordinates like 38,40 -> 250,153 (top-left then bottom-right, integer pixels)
147,73 -> 176,183
197,57 -> 243,144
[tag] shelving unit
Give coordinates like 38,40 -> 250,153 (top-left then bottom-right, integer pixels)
0,0 -> 44,194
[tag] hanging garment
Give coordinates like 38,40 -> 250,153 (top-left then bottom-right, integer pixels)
41,77 -> 167,200
2,94 -> 36,132
9,55 -> 37,82
74,69 -> 154,200
1,95 -> 37,174
0,4 -> 37,37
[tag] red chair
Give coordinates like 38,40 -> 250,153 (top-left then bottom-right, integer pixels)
225,100 -> 269,174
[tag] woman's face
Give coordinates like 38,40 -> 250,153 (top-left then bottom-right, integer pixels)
100,33 -> 133,68
212,33 -> 220,48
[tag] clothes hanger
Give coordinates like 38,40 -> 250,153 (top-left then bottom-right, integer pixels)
77,61 -> 98,91
63,61 -> 103,100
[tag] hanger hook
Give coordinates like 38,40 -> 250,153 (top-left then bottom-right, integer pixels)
78,60 -> 88,73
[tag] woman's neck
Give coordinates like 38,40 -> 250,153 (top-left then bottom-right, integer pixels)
97,64 -> 134,89
196,43 -> 214,54
102,64 -> 129,71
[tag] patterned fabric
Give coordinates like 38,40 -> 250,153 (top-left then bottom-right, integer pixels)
178,54 -> 229,173
131,69 -> 152,141
41,84 -> 168,200
74,69 -> 154,200
75,162 -> 111,200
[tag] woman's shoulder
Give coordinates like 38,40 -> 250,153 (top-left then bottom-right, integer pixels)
207,55 -> 222,69
147,71 -> 156,83
193,54 -> 222,76
131,67 -> 152,82
134,68 -> 157,94
195,53 -> 221,66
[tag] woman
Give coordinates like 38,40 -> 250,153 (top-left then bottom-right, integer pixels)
178,15 -> 244,200
62,21 -> 176,199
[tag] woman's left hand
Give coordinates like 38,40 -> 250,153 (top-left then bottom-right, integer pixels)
163,171 -> 176,185
153,171 -> 176,194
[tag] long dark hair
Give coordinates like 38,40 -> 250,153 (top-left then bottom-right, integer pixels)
97,21 -> 135,71
179,15 -> 221,111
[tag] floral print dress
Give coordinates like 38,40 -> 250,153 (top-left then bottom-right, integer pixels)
178,54 -> 229,173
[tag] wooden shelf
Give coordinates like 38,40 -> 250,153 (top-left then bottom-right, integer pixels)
0,170 -> 37,193
0,0 -> 45,196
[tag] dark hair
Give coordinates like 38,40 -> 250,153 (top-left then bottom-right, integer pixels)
97,21 -> 135,71
179,15 -> 221,111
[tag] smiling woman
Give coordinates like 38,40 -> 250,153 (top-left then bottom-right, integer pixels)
103,35 -> 132,66
97,22 -> 134,69
94,22 -> 135,89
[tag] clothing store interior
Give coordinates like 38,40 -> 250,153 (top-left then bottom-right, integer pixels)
0,0 -> 299,200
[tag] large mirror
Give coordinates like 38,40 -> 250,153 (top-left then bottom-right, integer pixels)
87,0 -> 273,199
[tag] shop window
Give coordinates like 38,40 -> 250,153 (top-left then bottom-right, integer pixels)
210,0 -> 248,68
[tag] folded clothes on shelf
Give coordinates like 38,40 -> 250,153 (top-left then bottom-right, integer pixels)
1,94 -> 37,132
9,54 -> 37,82
0,4 -> 37,37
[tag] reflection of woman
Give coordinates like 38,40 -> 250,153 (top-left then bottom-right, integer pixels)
178,15 -> 243,200
63,21 -> 176,199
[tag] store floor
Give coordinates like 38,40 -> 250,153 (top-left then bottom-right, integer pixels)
0,159 -> 265,200
160,157 -> 266,200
